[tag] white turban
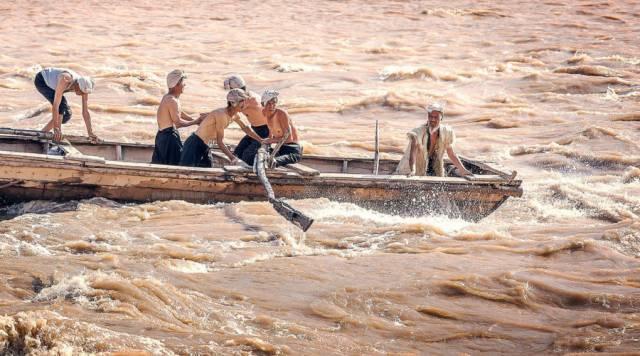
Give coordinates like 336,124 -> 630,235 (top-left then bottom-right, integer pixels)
227,88 -> 249,107
223,74 -> 246,90
261,89 -> 279,106
167,69 -> 186,89
427,103 -> 444,114
77,76 -> 95,94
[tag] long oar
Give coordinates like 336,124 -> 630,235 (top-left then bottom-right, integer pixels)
254,143 -> 314,232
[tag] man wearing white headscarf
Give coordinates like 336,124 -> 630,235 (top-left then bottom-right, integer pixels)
35,67 -> 97,142
261,90 -> 303,167
223,74 -> 270,164
395,103 -> 471,177
151,69 -> 201,166
179,89 -> 265,167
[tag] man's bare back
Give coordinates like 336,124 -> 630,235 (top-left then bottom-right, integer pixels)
241,91 -> 268,127
156,94 -> 180,130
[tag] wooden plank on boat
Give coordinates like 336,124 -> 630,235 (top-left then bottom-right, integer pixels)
224,165 -> 253,174
461,156 -> 515,178
285,163 -> 319,176
59,140 -> 106,164
463,174 -> 506,183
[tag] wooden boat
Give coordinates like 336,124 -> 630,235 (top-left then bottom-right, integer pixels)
0,129 -> 522,221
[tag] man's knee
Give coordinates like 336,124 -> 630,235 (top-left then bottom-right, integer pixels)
61,105 -> 72,124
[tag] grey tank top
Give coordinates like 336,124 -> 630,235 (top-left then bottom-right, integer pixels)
41,67 -> 79,90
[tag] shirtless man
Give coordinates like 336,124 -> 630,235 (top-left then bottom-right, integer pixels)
223,74 -> 270,165
151,70 -> 200,166
395,103 -> 471,177
261,90 -> 302,167
35,67 -> 96,142
179,89 -> 265,167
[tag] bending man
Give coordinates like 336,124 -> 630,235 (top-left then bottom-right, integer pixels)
180,89 -> 264,167
223,74 -> 270,165
35,67 -> 96,142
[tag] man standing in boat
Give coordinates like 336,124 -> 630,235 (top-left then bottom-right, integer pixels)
151,69 -> 201,166
395,103 -> 471,177
223,74 -> 270,165
261,90 -> 303,167
179,89 -> 265,167
35,67 -> 96,142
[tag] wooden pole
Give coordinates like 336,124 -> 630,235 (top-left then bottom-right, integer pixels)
373,120 -> 380,175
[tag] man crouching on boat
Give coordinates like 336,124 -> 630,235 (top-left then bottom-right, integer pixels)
262,90 -> 303,167
151,69 -> 201,166
395,103 -> 471,177
35,67 -> 96,142
223,74 -> 270,165
179,89 -> 265,167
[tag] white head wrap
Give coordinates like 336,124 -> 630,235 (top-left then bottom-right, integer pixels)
427,103 -> 444,114
227,88 -> 249,107
76,76 -> 95,94
223,75 -> 246,90
167,69 -> 186,89
261,89 -> 279,106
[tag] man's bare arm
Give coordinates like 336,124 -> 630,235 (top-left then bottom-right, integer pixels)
80,94 -> 97,141
235,117 -> 263,142
215,125 -> 236,162
407,136 -> 418,176
168,98 -> 198,128
446,147 -> 472,176
180,111 -> 195,122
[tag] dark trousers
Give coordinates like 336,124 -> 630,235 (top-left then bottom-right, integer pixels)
274,143 -> 303,167
235,125 -> 270,165
34,72 -> 72,123
180,134 -> 212,167
151,127 -> 183,165
426,155 -> 436,176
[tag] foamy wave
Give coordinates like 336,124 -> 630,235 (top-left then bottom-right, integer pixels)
272,63 -> 318,73
550,180 -> 639,222
380,65 -> 459,82
511,126 -> 640,167
623,167 -> 640,184
0,310 -> 173,354
89,104 -> 155,116
553,65 -> 620,77
420,8 -> 508,18
286,91 -> 425,114
14,102 -> 50,120
486,118 -> 520,129
310,200 -> 470,234
511,143 -> 640,167
611,113 -> 640,121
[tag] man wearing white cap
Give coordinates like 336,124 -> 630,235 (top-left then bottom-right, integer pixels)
261,90 -> 303,167
151,69 -> 201,166
395,103 -> 471,177
179,89 -> 265,167
35,67 -> 96,142
223,74 -> 270,164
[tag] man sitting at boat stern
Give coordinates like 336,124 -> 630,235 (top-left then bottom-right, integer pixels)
35,67 -> 96,142
261,90 -> 302,167
151,70 -> 201,166
179,89 -> 264,167
395,103 -> 471,177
